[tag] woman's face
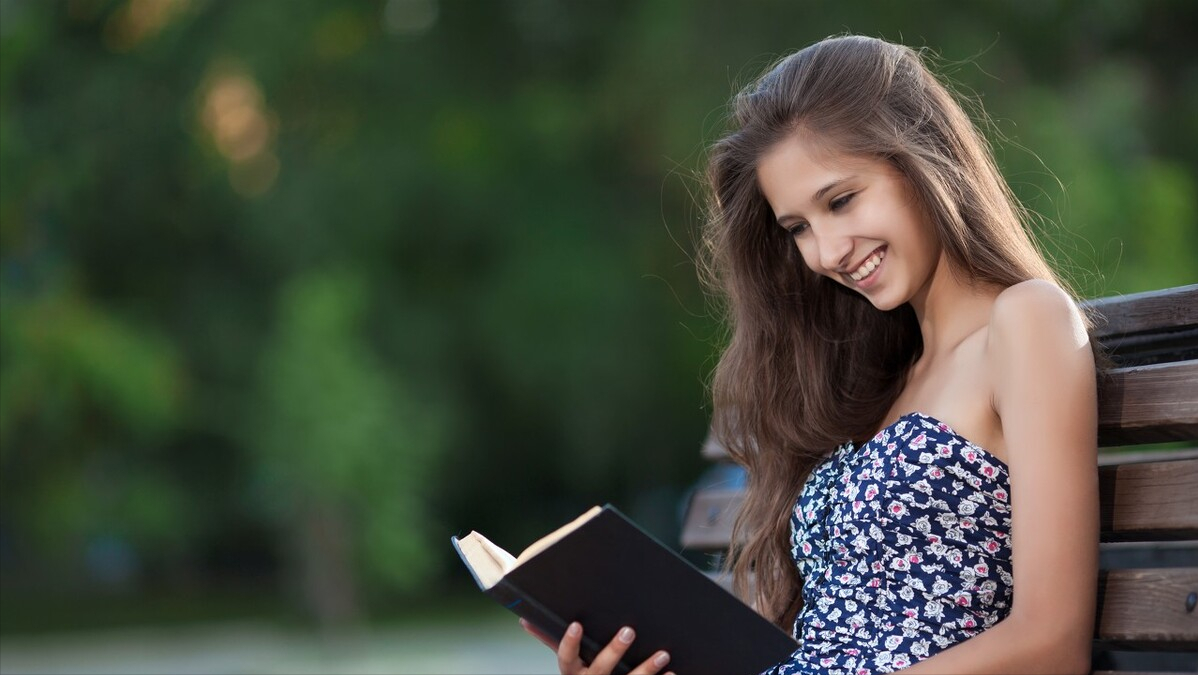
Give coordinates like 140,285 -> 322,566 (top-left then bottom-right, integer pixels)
756,133 -> 943,312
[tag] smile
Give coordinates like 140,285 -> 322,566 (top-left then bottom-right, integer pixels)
848,247 -> 886,282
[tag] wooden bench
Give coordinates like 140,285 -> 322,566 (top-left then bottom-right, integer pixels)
680,284 -> 1198,673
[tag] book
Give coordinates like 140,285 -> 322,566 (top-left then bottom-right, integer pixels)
451,504 -> 797,675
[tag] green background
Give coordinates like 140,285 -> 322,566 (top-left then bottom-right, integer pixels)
1,0 -> 1195,634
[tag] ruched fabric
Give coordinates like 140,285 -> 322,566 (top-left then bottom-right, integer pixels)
763,412 -> 1012,675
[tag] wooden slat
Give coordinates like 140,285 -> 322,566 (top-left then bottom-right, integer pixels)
1100,458 -> 1198,541
681,458 -> 1198,549
681,488 -> 741,551
1097,326 -> 1198,368
1096,568 -> 1198,649
1086,285 -> 1198,340
1098,360 -> 1198,445
1087,285 -> 1198,367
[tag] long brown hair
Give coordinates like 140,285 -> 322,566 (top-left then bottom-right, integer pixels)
699,35 -> 1070,628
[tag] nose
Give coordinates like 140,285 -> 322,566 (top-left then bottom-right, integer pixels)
812,225 -> 853,273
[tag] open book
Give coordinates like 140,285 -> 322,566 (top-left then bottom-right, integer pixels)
452,504 -> 796,675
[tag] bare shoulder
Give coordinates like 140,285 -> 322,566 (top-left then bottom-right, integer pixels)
986,279 -> 1095,412
988,279 -> 1089,351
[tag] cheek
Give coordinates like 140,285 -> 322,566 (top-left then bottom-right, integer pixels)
913,228 -> 942,269
794,241 -> 813,268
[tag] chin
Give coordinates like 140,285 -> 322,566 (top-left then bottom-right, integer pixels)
863,292 -> 907,312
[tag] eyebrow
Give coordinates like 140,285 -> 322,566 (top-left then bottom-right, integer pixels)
774,176 -> 855,226
812,176 -> 852,203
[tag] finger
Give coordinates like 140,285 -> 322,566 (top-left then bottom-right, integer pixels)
629,650 -> 671,675
556,621 -> 586,674
587,626 -> 637,674
519,618 -> 559,651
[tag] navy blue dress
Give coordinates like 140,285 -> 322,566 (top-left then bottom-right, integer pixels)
762,412 -> 1013,674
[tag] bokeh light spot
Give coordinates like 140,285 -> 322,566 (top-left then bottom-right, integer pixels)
197,66 -> 280,198
102,0 -> 190,52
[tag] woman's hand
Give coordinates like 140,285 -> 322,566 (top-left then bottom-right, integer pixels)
519,619 -> 673,675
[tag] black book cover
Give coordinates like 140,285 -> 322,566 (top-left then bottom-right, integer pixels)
452,505 -> 797,675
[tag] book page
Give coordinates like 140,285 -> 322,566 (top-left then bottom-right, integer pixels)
457,531 -> 517,589
515,505 -> 602,566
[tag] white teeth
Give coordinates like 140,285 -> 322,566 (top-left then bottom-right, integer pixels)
849,249 -> 885,282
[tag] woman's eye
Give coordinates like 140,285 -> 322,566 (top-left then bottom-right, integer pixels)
787,222 -> 809,237
830,193 -> 856,211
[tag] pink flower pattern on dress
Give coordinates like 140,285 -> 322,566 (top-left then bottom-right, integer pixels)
762,413 -> 1012,675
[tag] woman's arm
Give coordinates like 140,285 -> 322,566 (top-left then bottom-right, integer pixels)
902,280 -> 1099,674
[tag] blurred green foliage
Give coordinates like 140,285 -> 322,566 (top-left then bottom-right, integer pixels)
251,267 -> 443,603
0,0 -> 1194,628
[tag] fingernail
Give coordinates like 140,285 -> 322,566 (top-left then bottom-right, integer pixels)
654,652 -> 671,667
618,626 -> 635,643
567,622 -> 581,637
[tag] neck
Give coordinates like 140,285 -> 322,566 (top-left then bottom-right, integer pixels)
908,253 -> 999,360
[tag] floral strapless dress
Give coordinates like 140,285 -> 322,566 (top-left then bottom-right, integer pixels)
762,412 -> 1013,675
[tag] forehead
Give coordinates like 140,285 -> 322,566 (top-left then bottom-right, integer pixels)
756,133 -> 885,205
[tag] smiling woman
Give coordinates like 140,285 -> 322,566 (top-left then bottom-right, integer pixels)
523,34 -> 1101,675
701,35 -> 1099,675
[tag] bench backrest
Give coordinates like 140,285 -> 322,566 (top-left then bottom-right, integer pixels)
680,284 -> 1198,670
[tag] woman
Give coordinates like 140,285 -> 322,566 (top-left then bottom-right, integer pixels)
525,35 -> 1099,675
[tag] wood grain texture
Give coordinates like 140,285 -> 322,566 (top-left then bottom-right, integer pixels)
1096,568 -> 1198,649
1098,361 -> 1198,445
1086,285 -> 1198,340
1100,458 -> 1198,541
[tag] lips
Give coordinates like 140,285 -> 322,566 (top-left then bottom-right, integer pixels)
847,246 -> 886,282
